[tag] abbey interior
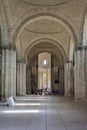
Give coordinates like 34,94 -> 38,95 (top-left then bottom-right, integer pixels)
0,0 -> 87,130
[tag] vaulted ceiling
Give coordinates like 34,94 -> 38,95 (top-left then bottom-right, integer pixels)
1,0 -> 86,62
17,16 -> 70,60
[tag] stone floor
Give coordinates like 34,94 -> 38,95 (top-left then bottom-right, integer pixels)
0,95 -> 87,130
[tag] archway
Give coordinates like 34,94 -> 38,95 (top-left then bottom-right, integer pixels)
26,41 -> 65,95
13,14 -> 77,97
83,11 -> 87,46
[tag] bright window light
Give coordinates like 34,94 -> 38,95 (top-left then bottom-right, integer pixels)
44,60 -> 47,65
17,99 -> 44,101
16,103 -> 41,106
3,110 -> 39,114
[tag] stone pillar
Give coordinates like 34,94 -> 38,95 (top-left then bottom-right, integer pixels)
74,46 -> 87,100
13,50 -> 16,97
1,48 -> 5,99
38,71 -> 43,89
86,50 -> 87,98
7,49 -> 13,97
80,49 -> 85,98
17,63 -> 20,96
74,51 -> 79,99
0,48 -> 2,100
1,45 -> 16,99
26,67 -> 31,94
64,61 -> 73,96
23,62 -> 26,95
17,59 -> 26,96
59,68 -> 64,95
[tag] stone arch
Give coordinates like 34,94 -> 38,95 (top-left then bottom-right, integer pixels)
13,13 -> 78,97
12,13 -> 78,46
27,49 -> 63,67
83,8 -> 87,46
24,37 -> 66,62
26,38 -> 65,95
26,46 -> 64,95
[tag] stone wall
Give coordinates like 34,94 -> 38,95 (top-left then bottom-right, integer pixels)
74,46 -> 87,100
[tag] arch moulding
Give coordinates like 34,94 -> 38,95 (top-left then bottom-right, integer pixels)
24,37 -> 66,63
12,13 -> 78,47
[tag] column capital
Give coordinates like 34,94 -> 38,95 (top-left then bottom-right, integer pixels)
66,60 -> 73,63
58,67 -> 64,70
0,44 -> 16,50
75,45 -> 87,51
17,58 -> 26,63
26,66 -> 31,69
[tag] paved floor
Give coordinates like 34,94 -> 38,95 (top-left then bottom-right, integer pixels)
0,95 -> 87,130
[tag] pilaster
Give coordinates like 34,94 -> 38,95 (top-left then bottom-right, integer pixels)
64,61 -> 73,96
59,68 -> 64,95
17,59 -> 26,96
74,46 -> 87,101
26,66 -> 31,94
1,45 -> 16,99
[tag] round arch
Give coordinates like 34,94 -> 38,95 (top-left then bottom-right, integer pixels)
12,13 -> 78,46
83,7 -> 87,46
27,46 -> 64,68
25,37 -> 66,62
27,49 -> 63,66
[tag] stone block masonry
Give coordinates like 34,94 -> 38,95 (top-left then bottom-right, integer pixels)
74,46 -> 87,100
17,59 -> 26,96
1,45 -> 16,99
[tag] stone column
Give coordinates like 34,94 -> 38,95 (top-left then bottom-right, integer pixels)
59,68 -> 64,95
80,49 -> 85,99
17,63 -> 20,96
13,50 -> 16,97
1,48 -> 5,99
86,49 -> 87,98
7,49 -> 13,97
17,59 -> 26,96
38,71 -> 43,89
23,63 -> 26,95
26,67 -> 31,94
64,61 -> 73,96
51,66 -> 54,91
1,45 -> 16,99
74,51 -> 79,99
0,48 -> 2,100
74,46 -> 86,100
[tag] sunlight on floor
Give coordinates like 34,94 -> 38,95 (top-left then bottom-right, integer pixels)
2,110 -> 39,114
17,98 -> 45,101
16,103 -> 41,106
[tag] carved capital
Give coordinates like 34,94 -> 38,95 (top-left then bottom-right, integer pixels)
66,60 -> 73,63
0,44 -> 16,50
17,58 -> 26,63
76,45 -> 87,51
